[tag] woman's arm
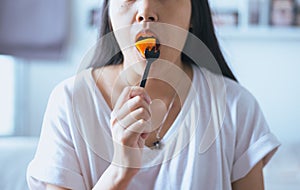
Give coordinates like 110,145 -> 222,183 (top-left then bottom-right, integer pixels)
92,164 -> 137,190
232,160 -> 264,190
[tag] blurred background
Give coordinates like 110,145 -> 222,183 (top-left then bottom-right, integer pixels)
0,0 -> 299,189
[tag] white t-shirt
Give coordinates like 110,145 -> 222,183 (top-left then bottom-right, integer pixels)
27,64 -> 280,190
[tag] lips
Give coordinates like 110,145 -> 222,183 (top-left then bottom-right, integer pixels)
135,31 -> 160,58
135,30 -> 160,44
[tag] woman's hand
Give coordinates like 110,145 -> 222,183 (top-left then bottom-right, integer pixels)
93,86 -> 152,190
110,86 -> 152,174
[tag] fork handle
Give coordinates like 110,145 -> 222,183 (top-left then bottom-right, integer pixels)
140,59 -> 154,88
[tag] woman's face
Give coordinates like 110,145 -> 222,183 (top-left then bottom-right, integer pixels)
108,0 -> 192,73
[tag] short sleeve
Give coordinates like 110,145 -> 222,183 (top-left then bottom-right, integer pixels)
231,89 -> 280,182
27,81 -> 86,190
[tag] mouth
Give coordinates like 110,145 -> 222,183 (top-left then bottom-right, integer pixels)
135,32 -> 160,58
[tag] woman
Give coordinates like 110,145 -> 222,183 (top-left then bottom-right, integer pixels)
27,0 -> 280,189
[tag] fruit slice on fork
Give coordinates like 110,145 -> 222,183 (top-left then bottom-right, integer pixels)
135,37 -> 160,59
135,36 -> 161,87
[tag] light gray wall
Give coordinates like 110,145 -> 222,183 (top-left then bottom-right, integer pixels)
220,34 -> 300,145
16,0 -> 98,136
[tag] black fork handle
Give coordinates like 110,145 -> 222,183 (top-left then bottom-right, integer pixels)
140,59 -> 154,88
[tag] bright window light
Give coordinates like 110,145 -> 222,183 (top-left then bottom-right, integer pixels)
0,55 -> 15,135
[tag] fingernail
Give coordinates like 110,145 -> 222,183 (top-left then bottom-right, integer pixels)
146,96 -> 152,104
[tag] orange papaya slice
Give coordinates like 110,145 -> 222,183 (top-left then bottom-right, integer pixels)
135,38 -> 156,58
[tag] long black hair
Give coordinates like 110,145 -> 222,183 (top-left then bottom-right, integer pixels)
91,0 -> 237,82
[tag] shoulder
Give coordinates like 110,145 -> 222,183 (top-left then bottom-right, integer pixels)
223,77 -> 260,113
195,66 -> 260,113
201,68 -> 266,131
48,69 -> 93,107
54,68 -> 93,94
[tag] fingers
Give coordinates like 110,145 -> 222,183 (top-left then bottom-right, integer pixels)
121,119 -> 151,145
110,86 -> 152,148
111,86 -> 151,126
114,86 -> 151,111
129,87 -> 151,104
117,107 -> 151,129
112,95 -> 151,126
113,87 -> 131,111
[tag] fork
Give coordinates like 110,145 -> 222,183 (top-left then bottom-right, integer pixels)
139,47 -> 160,88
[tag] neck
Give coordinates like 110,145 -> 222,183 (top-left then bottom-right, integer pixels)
121,57 -> 192,93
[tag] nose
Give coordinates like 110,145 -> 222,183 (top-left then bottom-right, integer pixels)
136,0 -> 158,22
